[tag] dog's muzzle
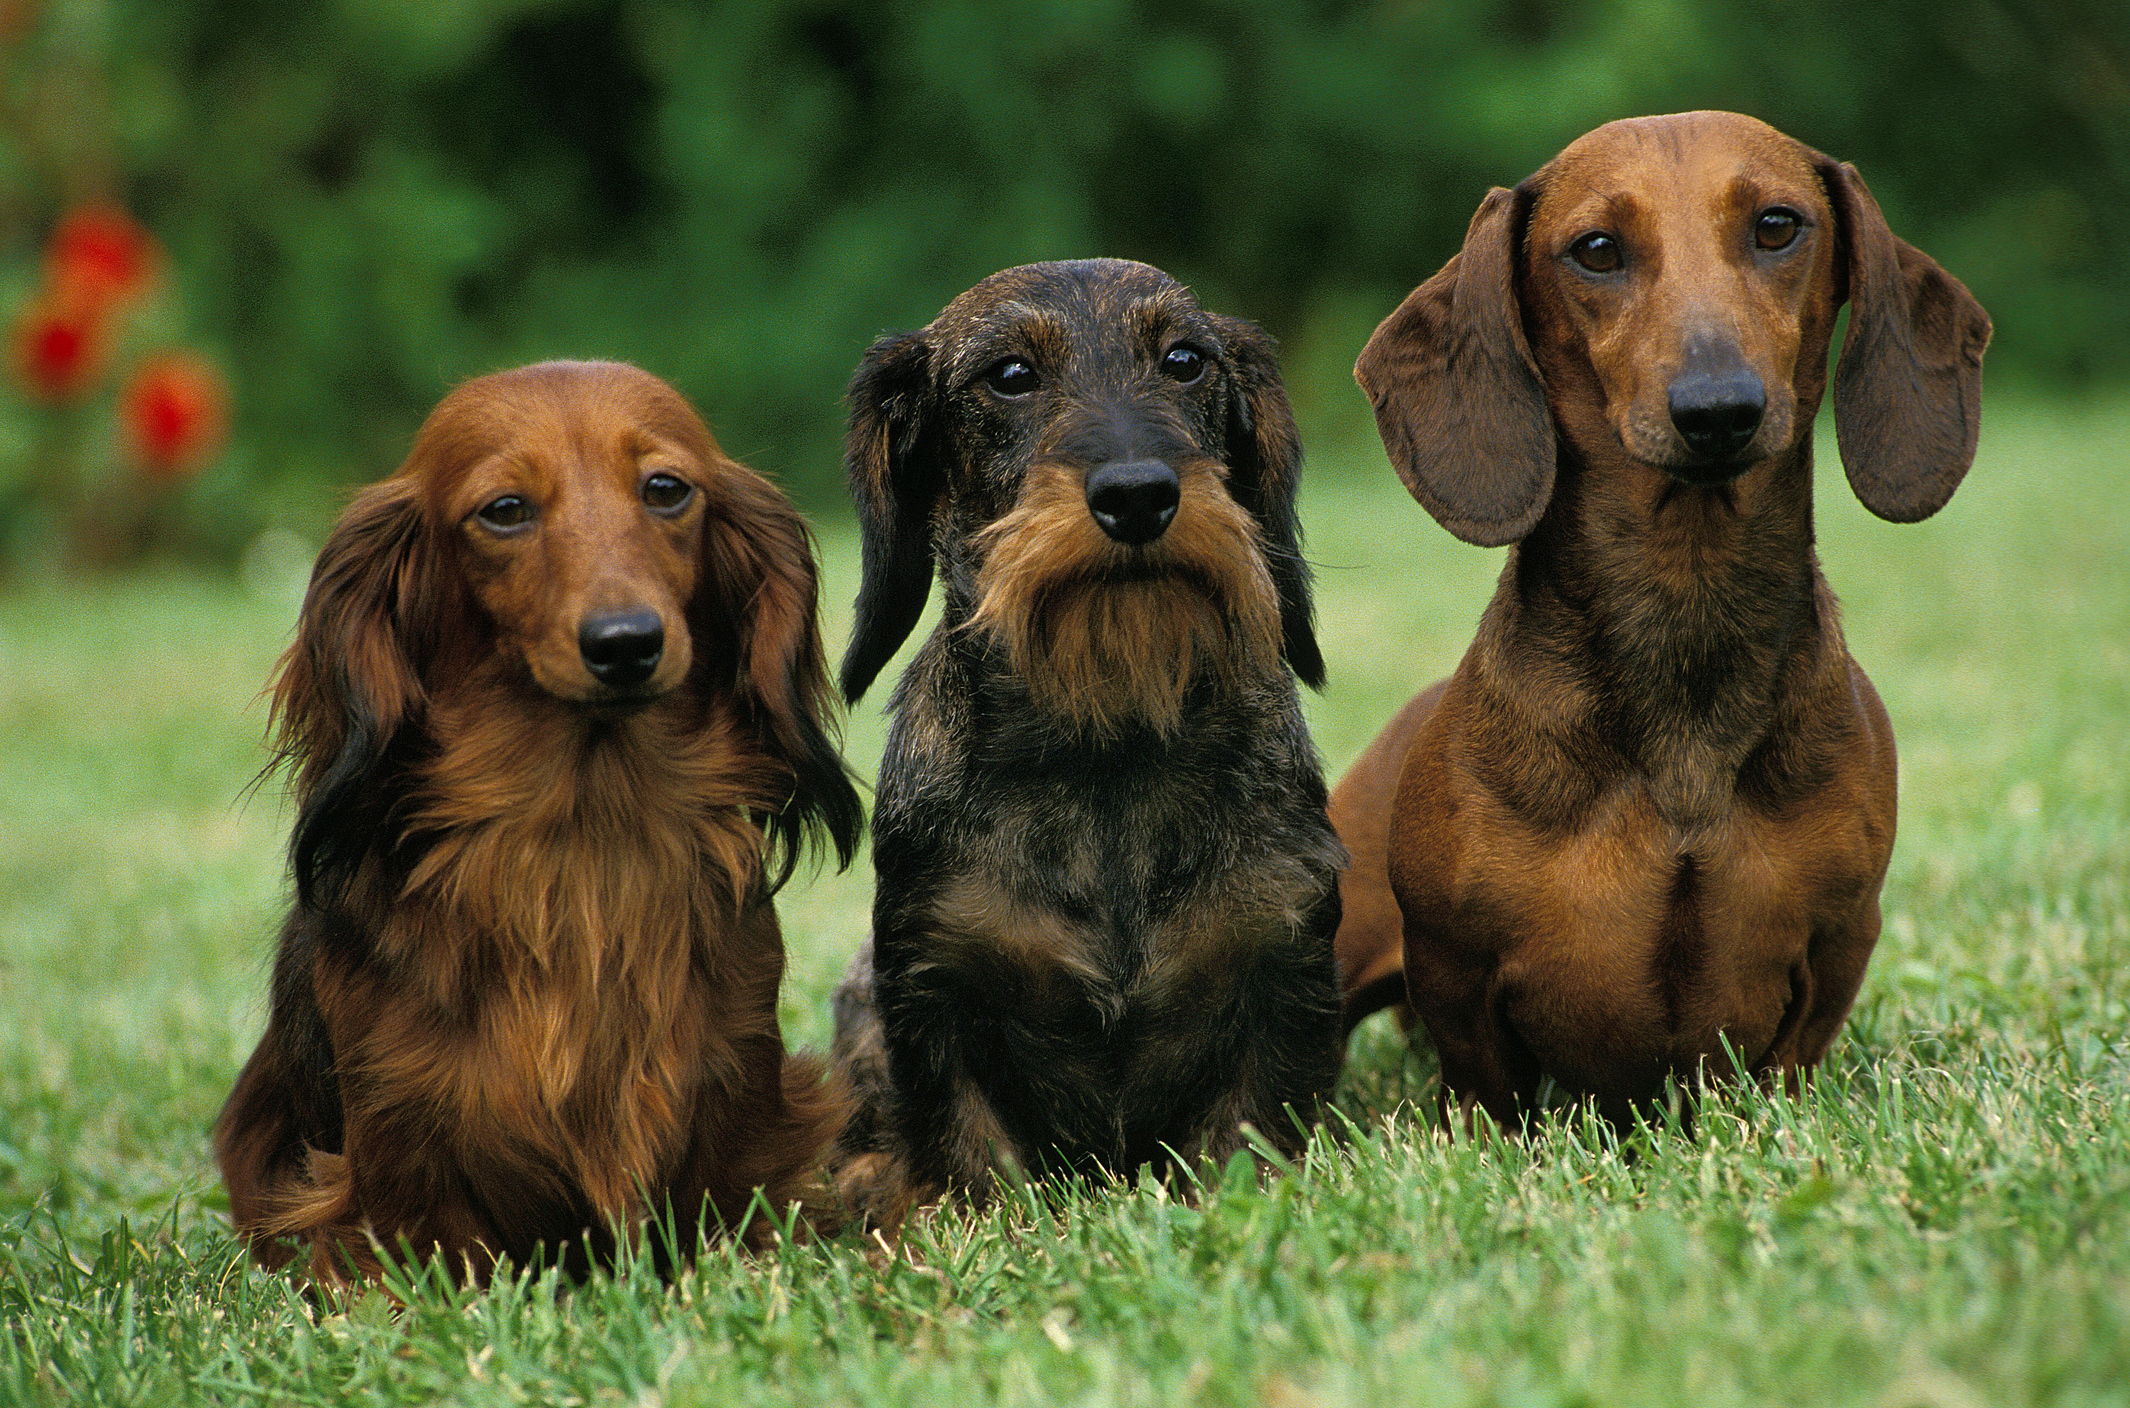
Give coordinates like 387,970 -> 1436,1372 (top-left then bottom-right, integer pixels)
1085,460 -> 1180,545
1666,338 -> 1766,479
579,608 -> 665,689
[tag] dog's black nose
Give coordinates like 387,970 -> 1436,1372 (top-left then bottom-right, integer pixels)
1667,365 -> 1766,463
1086,460 -> 1180,546
579,609 -> 665,688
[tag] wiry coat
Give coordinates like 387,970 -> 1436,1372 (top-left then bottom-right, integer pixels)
828,261 -> 1345,1223
214,362 -> 862,1283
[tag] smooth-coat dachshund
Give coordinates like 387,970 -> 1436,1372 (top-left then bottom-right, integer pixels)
215,361 -> 863,1283
1333,112 -> 1990,1128
828,259 -> 1345,1223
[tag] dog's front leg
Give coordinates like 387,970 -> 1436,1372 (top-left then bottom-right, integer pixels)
1128,920 -> 1345,1181
1761,902 -> 1883,1087
307,1109 -> 518,1287
216,1017 -> 333,1269
869,930 -> 1032,1216
1402,935 -> 1542,1133
1222,927 -> 1346,1165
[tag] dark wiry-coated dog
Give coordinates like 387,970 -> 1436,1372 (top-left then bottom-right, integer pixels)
827,260 -> 1345,1223
214,362 -> 863,1285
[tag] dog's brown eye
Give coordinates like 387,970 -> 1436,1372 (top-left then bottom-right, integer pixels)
1159,345 -> 1205,384
1569,232 -> 1623,274
642,472 -> 693,513
475,495 -> 533,531
983,359 -> 1038,398
1755,207 -> 1803,251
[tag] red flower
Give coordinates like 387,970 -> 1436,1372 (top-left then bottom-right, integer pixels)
120,352 -> 227,480
10,293 -> 109,402
45,203 -> 159,309
0,0 -> 40,43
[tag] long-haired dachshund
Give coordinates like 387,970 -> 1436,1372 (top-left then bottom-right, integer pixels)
214,361 -> 863,1283
1334,112 -> 1990,1128
826,259 -> 1345,1222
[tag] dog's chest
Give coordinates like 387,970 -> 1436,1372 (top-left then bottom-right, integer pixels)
917,763 -> 1332,1019
383,805 -> 760,1203
1490,787 -> 1884,1078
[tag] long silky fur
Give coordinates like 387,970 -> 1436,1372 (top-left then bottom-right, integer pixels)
261,694 -> 790,1276
216,361 -> 861,1286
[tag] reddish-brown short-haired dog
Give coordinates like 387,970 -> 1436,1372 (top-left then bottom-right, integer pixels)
215,361 -> 862,1283
1334,112 -> 1989,1128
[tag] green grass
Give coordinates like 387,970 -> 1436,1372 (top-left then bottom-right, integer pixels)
2,396 -> 2126,1406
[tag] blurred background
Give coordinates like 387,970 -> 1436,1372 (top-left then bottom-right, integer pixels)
0,0 -> 2122,571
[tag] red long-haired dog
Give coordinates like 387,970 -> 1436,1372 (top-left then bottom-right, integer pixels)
215,361 -> 863,1283
1334,113 -> 1989,1129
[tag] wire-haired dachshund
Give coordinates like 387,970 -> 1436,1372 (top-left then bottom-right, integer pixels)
1334,112 -> 1990,1129
214,361 -> 863,1284
827,259 -> 1345,1222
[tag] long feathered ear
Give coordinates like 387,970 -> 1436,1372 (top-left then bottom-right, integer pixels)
1213,312 -> 1324,690
1816,158 -> 1992,523
1354,183 -> 1555,547
698,463 -> 864,884
840,331 -> 940,704
271,477 -> 438,911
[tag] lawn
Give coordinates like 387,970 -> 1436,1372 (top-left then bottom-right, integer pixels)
1,395 -> 2125,1406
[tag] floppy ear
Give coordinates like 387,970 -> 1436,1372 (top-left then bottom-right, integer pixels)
1213,313 -> 1324,689
697,465 -> 864,884
840,332 -> 941,704
1817,159 -> 1992,523
1354,184 -> 1555,548
271,477 -> 439,911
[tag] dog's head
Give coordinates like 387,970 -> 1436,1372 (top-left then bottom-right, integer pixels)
274,361 -> 860,904
840,259 -> 1321,735
1356,110 -> 1993,545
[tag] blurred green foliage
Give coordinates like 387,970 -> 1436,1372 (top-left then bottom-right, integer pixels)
2,0 -> 2125,550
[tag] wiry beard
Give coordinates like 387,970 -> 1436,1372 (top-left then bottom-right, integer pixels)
968,459 -> 1281,737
